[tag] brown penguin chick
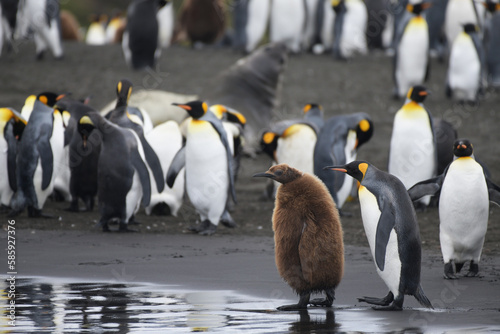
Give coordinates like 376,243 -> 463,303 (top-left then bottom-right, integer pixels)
253,164 -> 344,310
173,0 -> 226,45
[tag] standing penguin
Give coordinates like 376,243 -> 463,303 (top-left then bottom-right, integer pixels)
269,0 -> 306,53
0,108 -> 26,210
444,0 -> 485,49
167,101 -> 237,236
393,2 -> 430,99
232,0 -> 270,53
485,1 -> 500,87
78,112 -> 151,232
9,98 -> 66,217
85,14 -> 107,45
157,0 -> 174,48
388,86 -> 436,207
326,161 -> 433,310
15,0 -> 63,59
446,23 -> 485,103
408,139 -> 500,279
253,164 -> 344,310
332,0 -> 369,60
122,0 -> 164,70
314,113 -> 373,211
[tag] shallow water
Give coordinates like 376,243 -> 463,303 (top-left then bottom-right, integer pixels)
0,277 -> 498,333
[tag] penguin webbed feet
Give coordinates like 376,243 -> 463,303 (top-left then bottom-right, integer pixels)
27,207 -> 58,219
187,219 -> 217,236
358,291 -> 394,306
464,261 -> 480,278
277,292 -> 310,311
444,261 -> 459,279
309,288 -> 335,307
359,292 -> 403,311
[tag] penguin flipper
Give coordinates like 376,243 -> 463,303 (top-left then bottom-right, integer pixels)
374,200 -> 396,271
486,178 -> 500,207
407,176 -> 443,201
38,124 -> 54,190
131,147 -> 152,207
166,145 -> 186,188
140,135 -> 165,193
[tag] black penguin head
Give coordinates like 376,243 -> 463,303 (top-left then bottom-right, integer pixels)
303,103 -> 323,115
0,108 -> 27,140
463,23 -> 478,34
116,79 -> 133,107
78,115 -> 96,149
453,138 -> 473,157
407,85 -> 429,103
253,163 -> 302,184
324,160 -> 369,183
406,2 -> 431,15
259,131 -> 279,159
37,92 -> 65,107
483,0 -> 500,14
172,101 -> 207,119
356,118 -> 373,148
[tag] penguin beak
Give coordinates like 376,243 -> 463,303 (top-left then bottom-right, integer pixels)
323,166 -> 347,173
253,172 -> 275,179
172,103 -> 191,111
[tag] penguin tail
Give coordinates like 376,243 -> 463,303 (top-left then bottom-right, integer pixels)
414,285 -> 433,309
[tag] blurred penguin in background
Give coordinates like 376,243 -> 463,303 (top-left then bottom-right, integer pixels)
444,0 -> 485,50
105,11 -> 125,44
393,1 -> 430,99
15,0 -> 64,59
483,0 -> 500,87
174,0 -> 226,47
425,0 -> 448,60
446,23 -> 485,103
332,0 -> 368,60
311,0 -> 336,54
123,0 -> 165,70
157,0 -> 174,49
365,0 -> 394,51
0,0 -> 19,54
269,0 -> 305,53
85,14 -> 107,45
232,0 -> 270,53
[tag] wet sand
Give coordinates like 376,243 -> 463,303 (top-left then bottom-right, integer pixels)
0,41 -> 500,331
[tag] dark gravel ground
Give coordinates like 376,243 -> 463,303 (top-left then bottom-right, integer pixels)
0,40 -> 499,257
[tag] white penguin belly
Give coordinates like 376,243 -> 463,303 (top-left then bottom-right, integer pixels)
439,158 -> 489,263
270,0 -> 305,53
145,121 -> 184,216
186,123 -> 229,225
448,34 -> 480,101
157,4 -> 174,48
0,138 -> 13,205
359,186 -> 402,296
336,130 -> 357,208
276,126 -> 316,174
245,0 -> 270,53
125,131 -> 147,222
396,19 -> 429,97
389,113 -> 435,190
340,0 -> 368,57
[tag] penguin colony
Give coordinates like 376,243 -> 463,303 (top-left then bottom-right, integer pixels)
1,0 -> 500,314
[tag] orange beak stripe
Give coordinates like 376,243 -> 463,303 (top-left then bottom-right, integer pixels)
177,104 -> 192,111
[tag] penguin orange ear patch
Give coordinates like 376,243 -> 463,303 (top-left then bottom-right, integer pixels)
117,81 -> 122,93
303,104 -> 312,113
202,102 -> 208,113
359,119 -> 370,132
39,95 -> 48,105
263,132 -> 275,144
358,162 -> 368,179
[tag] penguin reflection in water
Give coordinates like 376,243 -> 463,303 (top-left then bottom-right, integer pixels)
253,164 -> 344,310
409,139 -> 500,279
326,161 -> 433,310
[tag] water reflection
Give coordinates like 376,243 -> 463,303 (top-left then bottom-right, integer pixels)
288,309 -> 338,333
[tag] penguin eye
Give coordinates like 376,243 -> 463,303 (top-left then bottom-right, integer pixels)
274,169 -> 283,177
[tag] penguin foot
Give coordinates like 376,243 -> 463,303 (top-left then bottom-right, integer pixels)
372,303 -> 403,311
358,292 -> 394,306
188,220 -> 217,236
27,207 -> 56,219
444,262 -> 459,279
220,211 -> 236,228
119,222 -> 137,232
128,216 -> 141,225
278,293 -> 310,311
338,209 -> 353,217
36,51 -> 46,61
310,288 -> 335,307
465,262 -> 479,277
372,294 -> 403,311
65,201 -> 82,212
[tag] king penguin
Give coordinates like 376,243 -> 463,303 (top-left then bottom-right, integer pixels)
122,0 -> 164,70
388,85 -> 436,207
232,0 -> 270,53
408,139 -> 500,279
393,1 -> 430,99
444,0 -> 485,50
79,112 -> 152,232
157,0 -> 174,49
269,0 -> 306,53
0,108 -> 26,210
85,14 -> 107,45
332,0 -> 368,60
167,101 -> 237,235
446,23 -> 485,103
253,163 -> 344,310
314,113 -> 373,212
9,97 -> 66,217
15,0 -> 64,59
326,161 -> 433,310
